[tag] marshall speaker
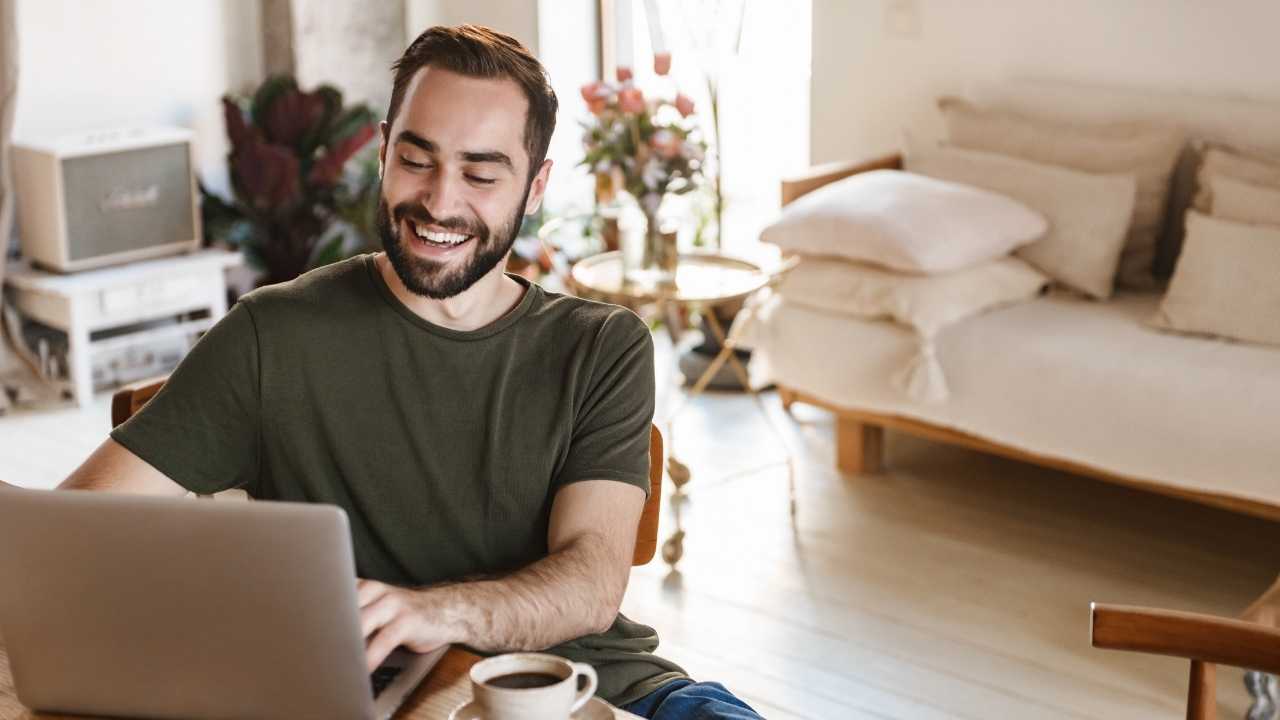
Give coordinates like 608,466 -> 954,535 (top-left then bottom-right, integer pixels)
12,126 -> 201,273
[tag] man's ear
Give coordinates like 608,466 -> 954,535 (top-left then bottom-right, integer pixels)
524,159 -> 554,215
377,121 -> 390,178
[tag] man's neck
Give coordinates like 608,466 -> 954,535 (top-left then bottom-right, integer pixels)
374,253 -> 526,332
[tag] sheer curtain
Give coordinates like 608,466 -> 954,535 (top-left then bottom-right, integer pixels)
1,0 -> 15,267
0,0 -> 20,406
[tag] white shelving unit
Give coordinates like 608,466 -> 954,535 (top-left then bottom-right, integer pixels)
4,249 -> 242,407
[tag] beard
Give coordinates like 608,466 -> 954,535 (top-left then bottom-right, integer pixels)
375,182 -> 531,300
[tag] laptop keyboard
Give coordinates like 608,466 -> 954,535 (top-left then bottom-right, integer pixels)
370,665 -> 404,698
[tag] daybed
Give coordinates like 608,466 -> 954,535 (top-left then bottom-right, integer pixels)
744,81 -> 1280,521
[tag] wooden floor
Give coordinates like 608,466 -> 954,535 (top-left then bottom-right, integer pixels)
2,369 -> 1278,718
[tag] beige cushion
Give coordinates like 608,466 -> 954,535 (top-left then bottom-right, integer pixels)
903,137 -> 1137,299
776,255 -> 1049,337
937,98 -> 1184,289
1193,146 -> 1280,212
1152,211 -> 1280,346
759,169 -> 1047,274
1208,174 -> 1280,227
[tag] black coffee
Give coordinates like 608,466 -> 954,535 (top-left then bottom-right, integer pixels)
486,671 -> 561,689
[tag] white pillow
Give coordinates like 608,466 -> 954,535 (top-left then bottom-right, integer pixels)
1207,174 -> 1280,227
759,169 -> 1047,274
903,137 -> 1137,300
938,98 -> 1184,289
776,255 -> 1049,337
1194,147 -> 1280,212
1152,211 -> 1280,346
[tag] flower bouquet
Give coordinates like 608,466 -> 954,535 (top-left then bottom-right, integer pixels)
578,62 -> 706,282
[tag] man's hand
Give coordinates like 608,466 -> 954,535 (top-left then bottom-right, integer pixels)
358,578 -> 458,671
357,480 -> 645,670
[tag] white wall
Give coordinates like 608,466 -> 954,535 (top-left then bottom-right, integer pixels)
811,0 -> 1280,164
404,0 -> 540,54
293,0 -> 405,117
13,0 -> 263,196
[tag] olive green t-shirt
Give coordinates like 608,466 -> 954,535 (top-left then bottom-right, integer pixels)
110,254 -> 686,706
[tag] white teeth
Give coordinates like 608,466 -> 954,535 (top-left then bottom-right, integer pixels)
412,222 -> 469,245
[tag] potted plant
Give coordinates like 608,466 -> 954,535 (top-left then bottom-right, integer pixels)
202,75 -> 379,287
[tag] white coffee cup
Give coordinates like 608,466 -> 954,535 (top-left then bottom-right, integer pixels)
469,652 -> 598,720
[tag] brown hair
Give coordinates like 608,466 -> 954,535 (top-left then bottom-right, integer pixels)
387,25 -> 558,183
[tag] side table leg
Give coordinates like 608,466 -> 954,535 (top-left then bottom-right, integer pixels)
702,312 -> 752,391
662,444 -> 691,571
67,323 -> 93,408
1245,671 -> 1277,720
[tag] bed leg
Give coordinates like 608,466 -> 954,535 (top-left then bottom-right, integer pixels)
837,417 -> 884,475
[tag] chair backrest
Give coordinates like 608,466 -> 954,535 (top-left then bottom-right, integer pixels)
112,377 -> 663,566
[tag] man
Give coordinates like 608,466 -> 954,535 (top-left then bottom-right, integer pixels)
54,25 -> 761,720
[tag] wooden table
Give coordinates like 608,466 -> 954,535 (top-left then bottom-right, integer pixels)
0,644 -> 638,719
569,250 -> 797,570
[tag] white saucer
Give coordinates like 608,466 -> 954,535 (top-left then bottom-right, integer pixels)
448,696 -> 616,719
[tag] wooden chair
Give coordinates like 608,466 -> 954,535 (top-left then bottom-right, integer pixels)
1091,595 -> 1280,719
113,377 -> 664,566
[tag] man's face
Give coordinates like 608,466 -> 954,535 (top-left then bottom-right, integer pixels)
376,66 -> 551,299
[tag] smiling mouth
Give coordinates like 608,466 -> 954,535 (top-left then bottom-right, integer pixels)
408,220 -> 474,249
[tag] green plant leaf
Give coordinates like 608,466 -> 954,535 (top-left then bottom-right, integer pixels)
300,85 -> 345,156
309,232 -> 347,269
250,74 -> 298,130
326,105 -> 377,146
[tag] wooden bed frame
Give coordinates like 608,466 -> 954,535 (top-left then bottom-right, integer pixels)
776,154 -> 1280,525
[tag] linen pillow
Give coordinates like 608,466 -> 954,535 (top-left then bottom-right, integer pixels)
1193,146 -> 1280,212
776,255 -> 1049,337
903,137 -> 1137,299
759,169 -> 1047,274
938,97 -> 1184,288
1151,211 -> 1280,347
1207,174 -> 1280,227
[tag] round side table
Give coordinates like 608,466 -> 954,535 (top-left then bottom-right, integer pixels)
569,251 -> 798,571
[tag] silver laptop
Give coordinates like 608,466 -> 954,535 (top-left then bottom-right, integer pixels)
0,488 -> 445,720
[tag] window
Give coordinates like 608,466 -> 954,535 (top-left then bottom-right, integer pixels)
538,0 -> 812,252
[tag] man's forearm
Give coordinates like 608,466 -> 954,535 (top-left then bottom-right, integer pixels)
424,533 -> 625,652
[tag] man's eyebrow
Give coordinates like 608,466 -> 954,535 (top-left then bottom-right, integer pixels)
460,150 -> 515,172
394,130 -> 435,153
394,131 -> 515,173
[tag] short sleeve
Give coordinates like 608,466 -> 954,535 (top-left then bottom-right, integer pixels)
556,310 -> 655,496
110,299 -> 261,495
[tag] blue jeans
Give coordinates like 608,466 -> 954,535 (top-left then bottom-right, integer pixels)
622,679 -> 764,719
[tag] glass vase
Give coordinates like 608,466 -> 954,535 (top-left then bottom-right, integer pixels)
622,199 -> 677,287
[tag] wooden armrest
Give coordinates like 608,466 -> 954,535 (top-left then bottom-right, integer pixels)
780,153 -> 903,207
632,425 -> 662,567
110,374 -> 170,428
1091,602 -> 1280,675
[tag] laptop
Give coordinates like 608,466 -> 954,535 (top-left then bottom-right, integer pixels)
0,487 -> 445,720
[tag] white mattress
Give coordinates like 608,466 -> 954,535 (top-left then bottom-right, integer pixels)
744,291 -> 1280,506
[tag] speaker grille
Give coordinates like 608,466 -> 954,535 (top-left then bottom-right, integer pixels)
61,143 -> 196,262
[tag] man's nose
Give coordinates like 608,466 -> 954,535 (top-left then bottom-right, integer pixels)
421,168 -> 465,223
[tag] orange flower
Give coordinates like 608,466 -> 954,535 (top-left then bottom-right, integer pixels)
618,87 -> 645,114
674,93 -> 695,118
617,66 -> 634,82
653,52 -> 672,76
587,97 -> 608,115
579,81 -> 605,103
